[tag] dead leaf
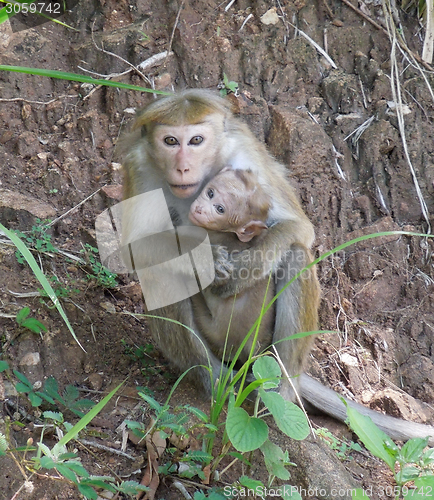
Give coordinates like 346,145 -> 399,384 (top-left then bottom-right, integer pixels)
137,420 -> 167,500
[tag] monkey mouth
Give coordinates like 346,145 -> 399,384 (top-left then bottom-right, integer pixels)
169,182 -> 200,198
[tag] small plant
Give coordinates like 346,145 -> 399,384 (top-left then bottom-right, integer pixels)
218,73 -> 239,96
0,362 -> 147,499
15,307 -> 47,335
316,427 -> 362,460
80,244 -> 118,288
39,275 -> 79,301
13,218 -> 57,263
14,372 -> 95,417
347,404 -> 434,498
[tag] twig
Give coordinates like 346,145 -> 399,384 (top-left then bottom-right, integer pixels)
166,0 -> 185,65
0,96 -> 77,105
339,0 -> 385,32
77,439 -> 136,460
89,24 -> 152,86
286,21 -> 337,68
171,481 -> 193,499
47,187 -> 102,227
322,0 -> 335,20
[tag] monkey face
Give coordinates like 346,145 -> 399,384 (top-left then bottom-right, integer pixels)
151,115 -> 225,199
188,183 -> 229,230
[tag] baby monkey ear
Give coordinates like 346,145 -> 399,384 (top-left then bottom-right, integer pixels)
236,221 -> 268,243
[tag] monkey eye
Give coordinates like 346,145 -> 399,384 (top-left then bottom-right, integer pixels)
207,188 -> 214,199
189,136 -> 204,145
215,204 -> 225,214
164,136 -> 179,146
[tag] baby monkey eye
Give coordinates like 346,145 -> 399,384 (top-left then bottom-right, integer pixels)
189,136 -> 204,145
215,204 -> 225,214
164,136 -> 179,146
207,188 -> 214,199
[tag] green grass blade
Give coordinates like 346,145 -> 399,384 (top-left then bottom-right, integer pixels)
0,6 -> 13,24
0,65 -> 171,95
52,381 -> 124,455
0,222 -> 85,351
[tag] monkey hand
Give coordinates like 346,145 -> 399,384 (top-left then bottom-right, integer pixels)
211,245 -> 235,286
211,247 -> 273,297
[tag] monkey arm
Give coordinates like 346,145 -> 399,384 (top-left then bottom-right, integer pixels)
210,219 -> 314,297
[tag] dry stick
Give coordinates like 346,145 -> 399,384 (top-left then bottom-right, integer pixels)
322,0 -> 335,20
47,187 -> 102,227
77,439 -> 136,460
166,0 -> 186,66
338,0 -> 434,72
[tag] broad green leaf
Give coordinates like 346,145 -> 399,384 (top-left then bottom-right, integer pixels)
422,448 -> 434,465
239,476 -> 264,490
116,480 -> 149,495
351,488 -> 370,500
56,463 -> 78,483
260,440 -> 290,480
346,406 -> 398,470
184,405 -> 209,422
0,360 -> 8,372
259,388 -> 286,420
415,476 -> 434,488
21,317 -> 47,333
15,382 -> 31,393
77,483 -> 97,500
13,370 -> 32,387
226,406 -> 268,452
65,461 -> 89,477
28,392 -> 43,407
43,411 -> 63,423
274,401 -> 309,440
252,357 -> 281,389
400,437 -> 429,463
39,455 -> 56,468
399,465 -> 422,483
16,307 -> 30,325
281,486 -> 303,500
81,479 -> 116,492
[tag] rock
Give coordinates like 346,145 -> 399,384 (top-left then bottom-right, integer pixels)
19,352 -> 41,366
16,131 -> 42,158
0,189 -> 56,218
87,373 -> 103,391
260,8 -> 279,25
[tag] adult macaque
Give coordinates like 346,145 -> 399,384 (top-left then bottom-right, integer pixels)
120,89 -> 434,444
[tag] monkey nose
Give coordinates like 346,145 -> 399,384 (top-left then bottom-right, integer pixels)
176,164 -> 190,174
195,206 -> 202,214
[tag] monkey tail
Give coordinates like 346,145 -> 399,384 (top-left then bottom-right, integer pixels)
300,373 -> 434,446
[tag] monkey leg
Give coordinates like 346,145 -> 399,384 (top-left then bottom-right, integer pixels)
147,298 -> 227,394
273,243 -> 320,402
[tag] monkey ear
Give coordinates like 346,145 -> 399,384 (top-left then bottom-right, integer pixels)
237,221 -> 268,243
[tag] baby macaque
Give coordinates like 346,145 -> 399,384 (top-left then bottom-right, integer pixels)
189,168 -> 275,362
188,167 -> 270,242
